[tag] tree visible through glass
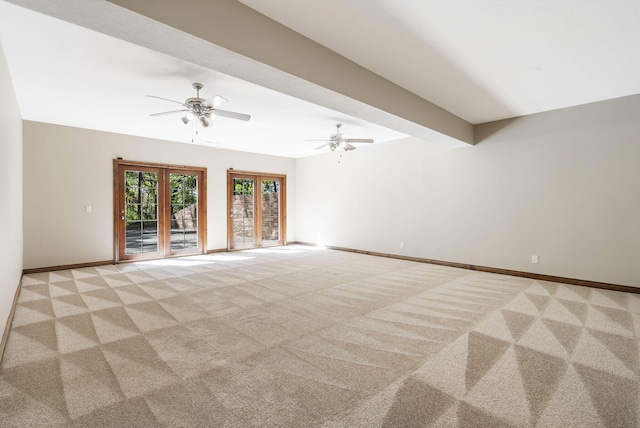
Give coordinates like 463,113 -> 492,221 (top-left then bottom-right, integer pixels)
170,173 -> 198,250
125,171 -> 158,254
261,179 -> 280,241
233,178 -> 255,244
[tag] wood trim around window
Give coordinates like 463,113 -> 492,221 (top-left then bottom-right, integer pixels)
227,169 -> 286,251
113,159 -> 207,263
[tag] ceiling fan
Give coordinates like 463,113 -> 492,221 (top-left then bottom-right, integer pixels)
147,82 -> 250,127
307,124 -> 374,151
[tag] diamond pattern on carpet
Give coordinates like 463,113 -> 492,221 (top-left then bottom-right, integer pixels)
1,246 -> 638,427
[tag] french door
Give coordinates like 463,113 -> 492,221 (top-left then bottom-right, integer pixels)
227,170 -> 286,250
114,160 -> 207,262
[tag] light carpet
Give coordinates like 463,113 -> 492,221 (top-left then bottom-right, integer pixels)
0,246 -> 638,427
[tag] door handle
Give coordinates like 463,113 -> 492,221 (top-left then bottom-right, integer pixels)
121,216 -> 125,220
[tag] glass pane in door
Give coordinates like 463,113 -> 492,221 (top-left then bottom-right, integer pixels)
170,173 -> 199,250
125,171 -> 158,254
233,178 -> 255,245
261,179 -> 280,242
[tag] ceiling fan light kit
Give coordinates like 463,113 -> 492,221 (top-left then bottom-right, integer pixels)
149,85 -> 373,154
307,123 -> 374,152
148,82 -> 250,129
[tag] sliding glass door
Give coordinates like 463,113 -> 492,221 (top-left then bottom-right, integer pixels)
114,160 -> 207,262
169,171 -> 200,252
227,170 -> 286,250
123,167 -> 160,257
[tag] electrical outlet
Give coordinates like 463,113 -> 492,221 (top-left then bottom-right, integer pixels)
85,205 -> 92,213
400,241 -> 405,249
531,255 -> 539,264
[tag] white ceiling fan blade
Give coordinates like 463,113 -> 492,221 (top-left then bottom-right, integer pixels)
146,95 -> 186,106
305,139 -> 331,142
202,95 -> 228,108
150,109 -> 189,116
345,138 -> 374,143
214,109 -> 251,121
314,143 -> 332,150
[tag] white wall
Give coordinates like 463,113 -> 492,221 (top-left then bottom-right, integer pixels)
23,122 -> 296,269
0,42 -> 23,337
21,94 -> 640,286
296,95 -> 640,288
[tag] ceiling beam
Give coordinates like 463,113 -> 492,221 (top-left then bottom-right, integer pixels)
8,0 -> 475,147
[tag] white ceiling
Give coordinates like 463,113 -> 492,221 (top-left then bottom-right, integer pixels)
241,0 -> 640,124
1,0 -> 640,158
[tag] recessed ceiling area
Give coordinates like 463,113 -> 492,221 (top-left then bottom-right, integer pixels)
1,0 -> 640,157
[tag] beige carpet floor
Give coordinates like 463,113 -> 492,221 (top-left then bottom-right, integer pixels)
0,246 -> 638,427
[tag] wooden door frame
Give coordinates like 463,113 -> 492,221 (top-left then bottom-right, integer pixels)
227,169 -> 286,251
114,162 -> 164,263
114,159 -> 207,263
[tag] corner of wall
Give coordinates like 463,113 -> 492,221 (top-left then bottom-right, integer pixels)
0,40 -> 24,362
